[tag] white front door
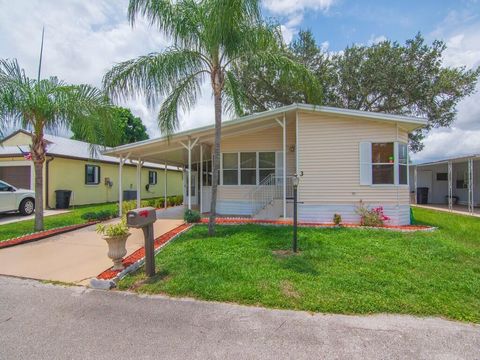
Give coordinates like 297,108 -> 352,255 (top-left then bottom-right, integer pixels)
183,170 -> 198,206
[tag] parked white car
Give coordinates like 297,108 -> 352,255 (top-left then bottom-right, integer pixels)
0,180 -> 35,215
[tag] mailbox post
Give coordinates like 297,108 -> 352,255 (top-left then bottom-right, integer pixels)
126,207 -> 157,277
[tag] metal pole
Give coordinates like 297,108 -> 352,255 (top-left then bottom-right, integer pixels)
448,161 -> 453,211
136,159 -> 142,208
414,166 -> 418,204
293,184 -> 297,253
188,138 -> 192,210
282,116 -> 286,219
118,155 -> 123,217
164,162 -> 167,209
142,224 -> 155,277
200,144 -> 203,213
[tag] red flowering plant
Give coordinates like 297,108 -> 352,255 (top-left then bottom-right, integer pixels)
355,201 -> 390,227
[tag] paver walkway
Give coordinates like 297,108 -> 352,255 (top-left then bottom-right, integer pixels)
0,218 -> 184,285
0,276 -> 478,360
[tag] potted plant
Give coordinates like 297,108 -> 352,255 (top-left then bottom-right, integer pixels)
96,220 -> 131,270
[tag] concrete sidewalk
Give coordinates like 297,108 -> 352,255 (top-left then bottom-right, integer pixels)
0,219 -> 184,285
0,276 -> 478,360
0,209 -> 70,225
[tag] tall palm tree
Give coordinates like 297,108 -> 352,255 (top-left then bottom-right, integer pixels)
104,0 -> 321,235
0,59 -> 117,231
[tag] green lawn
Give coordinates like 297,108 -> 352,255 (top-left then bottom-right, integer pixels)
0,203 -> 117,242
119,207 -> 480,323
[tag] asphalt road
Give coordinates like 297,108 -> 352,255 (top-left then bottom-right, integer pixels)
0,276 -> 478,360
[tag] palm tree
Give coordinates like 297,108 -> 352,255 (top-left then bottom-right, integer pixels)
0,59 -> 117,231
104,0 -> 321,235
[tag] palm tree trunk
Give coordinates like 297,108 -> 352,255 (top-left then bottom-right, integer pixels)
208,81 -> 222,236
31,131 -> 46,232
33,161 -> 44,231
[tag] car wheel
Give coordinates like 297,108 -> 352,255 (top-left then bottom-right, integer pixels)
19,198 -> 35,216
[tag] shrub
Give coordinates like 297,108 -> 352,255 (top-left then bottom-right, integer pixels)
184,209 -> 201,223
154,198 -> 165,208
355,202 -> 390,227
333,213 -> 342,226
122,200 -> 137,214
81,210 -> 117,222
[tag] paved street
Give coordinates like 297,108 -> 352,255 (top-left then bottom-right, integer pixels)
0,276 -> 479,360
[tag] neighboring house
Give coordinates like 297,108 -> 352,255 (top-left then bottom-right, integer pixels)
410,155 -> 479,210
0,130 -> 183,209
104,104 -> 427,225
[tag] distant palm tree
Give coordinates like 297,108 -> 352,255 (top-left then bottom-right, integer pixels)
0,59 -> 117,231
104,0 -> 321,235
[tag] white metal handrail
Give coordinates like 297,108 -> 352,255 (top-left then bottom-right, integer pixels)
249,174 -> 294,216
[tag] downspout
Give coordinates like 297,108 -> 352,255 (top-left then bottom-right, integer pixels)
45,156 -> 55,209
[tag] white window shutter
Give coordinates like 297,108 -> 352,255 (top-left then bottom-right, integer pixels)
359,142 -> 372,185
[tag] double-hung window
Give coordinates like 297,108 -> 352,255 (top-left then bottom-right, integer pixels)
222,153 -> 238,185
148,171 -> 157,185
360,142 -> 408,186
259,152 -> 276,183
372,143 -> 394,184
240,153 -> 256,185
85,165 -> 100,185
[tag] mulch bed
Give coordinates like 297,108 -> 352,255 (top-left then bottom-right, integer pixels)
199,217 -> 433,232
0,222 -> 99,250
97,223 -> 192,280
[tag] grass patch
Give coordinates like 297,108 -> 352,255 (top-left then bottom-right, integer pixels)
119,207 -> 480,323
0,203 -> 117,242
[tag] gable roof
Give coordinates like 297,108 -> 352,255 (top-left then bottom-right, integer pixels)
104,103 -> 428,156
0,130 -> 179,170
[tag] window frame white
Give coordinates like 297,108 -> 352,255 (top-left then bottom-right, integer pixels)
219,151 -> 277,186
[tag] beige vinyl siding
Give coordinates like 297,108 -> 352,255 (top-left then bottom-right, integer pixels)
297,112 -> 410,205
221,118 -> 296,174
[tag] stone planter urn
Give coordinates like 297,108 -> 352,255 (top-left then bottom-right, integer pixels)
103,234 -> 130,270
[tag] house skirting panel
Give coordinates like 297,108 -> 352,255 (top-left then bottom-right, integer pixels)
298,204 -> 411,225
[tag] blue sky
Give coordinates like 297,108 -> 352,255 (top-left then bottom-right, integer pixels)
0,0 -> 479,162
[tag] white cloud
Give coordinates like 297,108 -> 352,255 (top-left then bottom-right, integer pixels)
264,0 -> 336,44
412,11 -> 480,163
263,0 -> 334,15
367,34 -> 387,45
0,0 -> 215,139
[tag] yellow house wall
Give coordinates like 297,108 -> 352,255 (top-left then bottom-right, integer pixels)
1,132 -> 33,146
48,158 -> 183,207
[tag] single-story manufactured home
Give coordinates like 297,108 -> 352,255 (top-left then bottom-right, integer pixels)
411,154 -> 479,215
104,104 -> 427,225
0,129 -> 183,209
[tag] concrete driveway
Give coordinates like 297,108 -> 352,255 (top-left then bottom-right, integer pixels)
0,276 -> 478,360
0,218 -> 184,285
0,209 -> 70,225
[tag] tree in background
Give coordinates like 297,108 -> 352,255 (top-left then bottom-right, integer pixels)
103,0 -> 321,235
0,59 -> 117,231
234,31 -> 480,151
72,106 -> 149,146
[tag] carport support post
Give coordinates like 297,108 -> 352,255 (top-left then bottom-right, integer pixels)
448,161 -> 453,211
136,159 -> 142,209
468,158 -> 474,214
188,138 -> 192,209
164,162 -> 168,209
200,144 -> 203,213
118,155 -> 123,217
414,166 -> 418,204
275,116 -> 287,219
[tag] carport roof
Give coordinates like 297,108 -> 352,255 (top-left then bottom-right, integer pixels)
103,103 -> 428,166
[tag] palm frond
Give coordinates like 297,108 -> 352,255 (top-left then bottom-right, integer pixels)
103,48 -> 207,107
157,71 -> 205,136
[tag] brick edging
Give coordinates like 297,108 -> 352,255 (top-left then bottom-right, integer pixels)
90,223 -> 192,289
198,218 -> 435,232
0,221 -> 99,250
